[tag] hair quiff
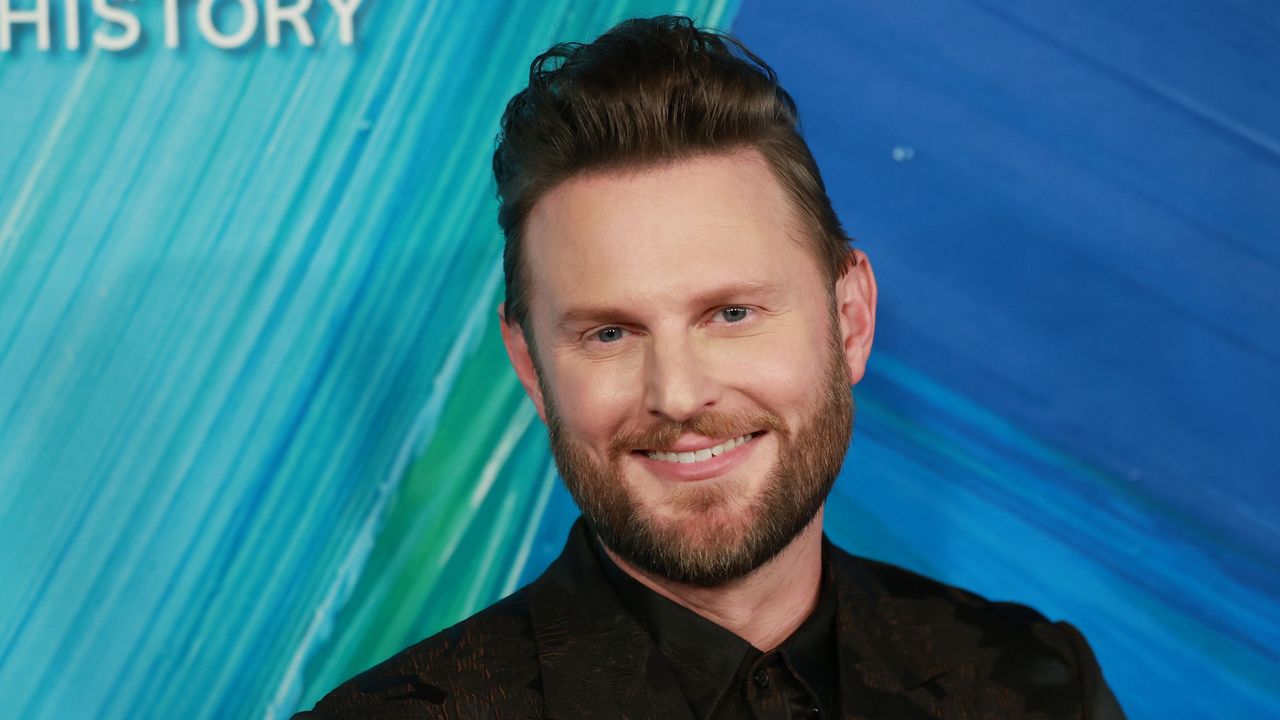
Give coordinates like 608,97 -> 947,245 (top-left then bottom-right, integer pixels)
494,15 -> 854,327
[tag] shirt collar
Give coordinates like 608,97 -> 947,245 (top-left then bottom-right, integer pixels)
780,570 -> 838,716
592,532 -> 838,719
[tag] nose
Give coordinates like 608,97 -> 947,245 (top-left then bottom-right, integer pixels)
643,335 -> 718,422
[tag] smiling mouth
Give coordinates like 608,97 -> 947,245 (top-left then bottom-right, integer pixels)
641,432 -> 760,464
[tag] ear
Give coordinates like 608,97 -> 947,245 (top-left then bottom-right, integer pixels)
498,304 -> 548,423
833,249 -> 877,385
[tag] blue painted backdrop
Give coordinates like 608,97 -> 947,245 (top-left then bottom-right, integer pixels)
0,1 -> 1275,718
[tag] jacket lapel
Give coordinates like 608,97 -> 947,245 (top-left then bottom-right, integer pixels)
528,520 -> 694,720
829,545 -> 977,719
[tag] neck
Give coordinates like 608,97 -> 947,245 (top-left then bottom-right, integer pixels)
601,507 -> 826,651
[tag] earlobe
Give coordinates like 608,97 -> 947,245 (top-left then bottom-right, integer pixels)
497,304 -> 549,423
833,250 -> 877,385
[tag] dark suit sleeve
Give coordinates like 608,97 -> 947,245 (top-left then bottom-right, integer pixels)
1056,621 -> 1127,720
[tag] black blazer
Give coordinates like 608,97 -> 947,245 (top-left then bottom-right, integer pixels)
297,520 -> 1125,719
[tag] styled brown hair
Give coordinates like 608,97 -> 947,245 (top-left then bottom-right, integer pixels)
494,15 -> 853,328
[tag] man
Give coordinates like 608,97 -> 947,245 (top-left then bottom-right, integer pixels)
297,16 -> 1125,720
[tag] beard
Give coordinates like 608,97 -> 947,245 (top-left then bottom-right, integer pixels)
541,328 -> 853,588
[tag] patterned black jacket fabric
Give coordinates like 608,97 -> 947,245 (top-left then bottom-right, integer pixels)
296,520 -> 1125,719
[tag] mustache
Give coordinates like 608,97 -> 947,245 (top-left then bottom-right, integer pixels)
608,410 -> 788,456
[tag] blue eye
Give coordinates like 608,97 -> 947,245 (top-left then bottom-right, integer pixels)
719,306 -> 751,323
594,327 -> 626,343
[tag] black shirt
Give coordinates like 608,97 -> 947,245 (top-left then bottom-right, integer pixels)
594,537 -> 838,720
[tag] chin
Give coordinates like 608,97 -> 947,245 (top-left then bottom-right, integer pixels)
654,490 -> 755,538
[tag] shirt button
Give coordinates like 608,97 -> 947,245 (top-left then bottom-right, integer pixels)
807,707 -> 821,718
753,669 -> 770,688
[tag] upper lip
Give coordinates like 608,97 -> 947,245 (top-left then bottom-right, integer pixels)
639,432 -> 757,454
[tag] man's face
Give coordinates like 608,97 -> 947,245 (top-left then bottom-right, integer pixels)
501,150 -> 876,586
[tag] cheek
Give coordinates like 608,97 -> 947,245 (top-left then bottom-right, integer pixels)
714,321 -> 832,406
728,350 -> 820,413
550,355 -> 645,443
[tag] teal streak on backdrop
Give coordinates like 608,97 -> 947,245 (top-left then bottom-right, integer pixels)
0,2 -> 738,718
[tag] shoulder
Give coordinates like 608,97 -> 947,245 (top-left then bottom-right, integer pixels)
295,590 -> 544,720
828,546 -> 1126,719
830,544 -> 1066,643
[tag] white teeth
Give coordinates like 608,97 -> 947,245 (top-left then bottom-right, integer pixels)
646,433 -> 755,463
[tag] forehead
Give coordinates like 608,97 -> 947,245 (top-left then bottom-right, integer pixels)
523,150 -> 822,321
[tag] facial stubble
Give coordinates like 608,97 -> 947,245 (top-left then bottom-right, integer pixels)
540,327 -> 854,588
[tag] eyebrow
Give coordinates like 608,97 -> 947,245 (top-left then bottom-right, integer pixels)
554,280 -> 787,330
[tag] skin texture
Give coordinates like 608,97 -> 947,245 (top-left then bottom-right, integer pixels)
499,149 -> 877,650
